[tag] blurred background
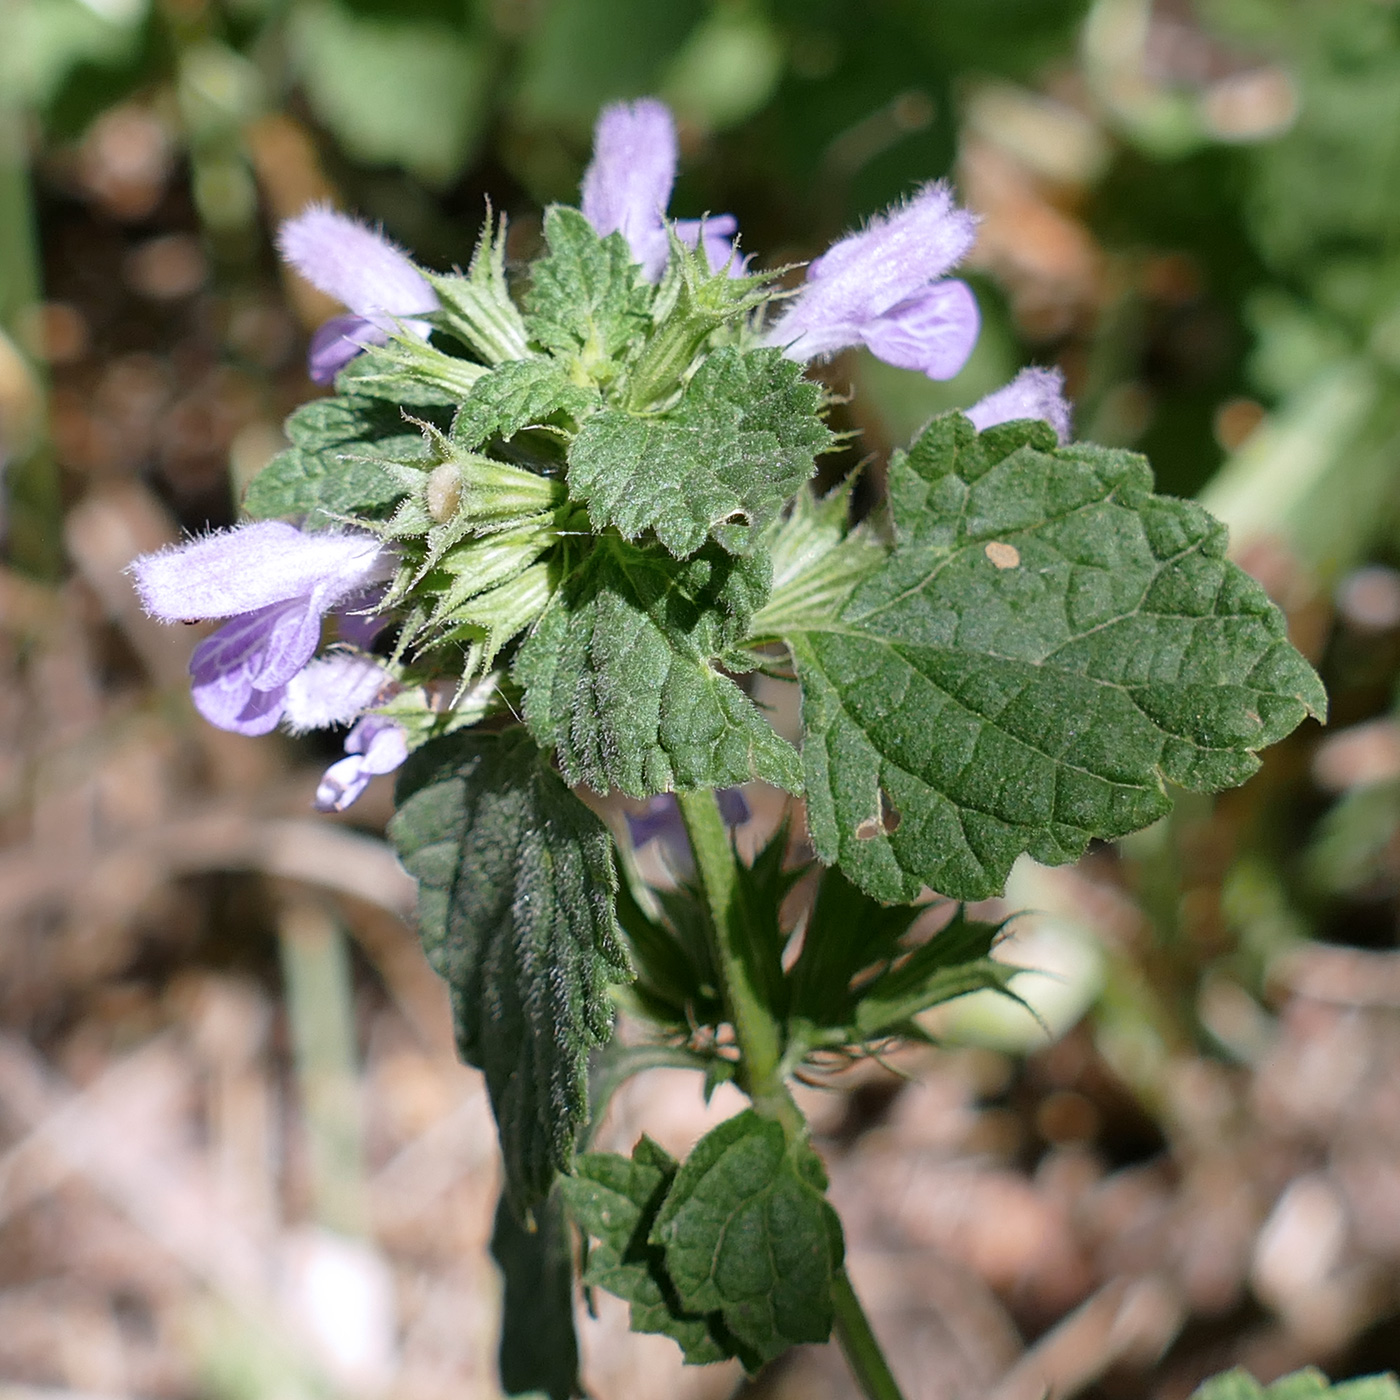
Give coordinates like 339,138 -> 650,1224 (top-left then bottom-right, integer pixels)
4,0 -> 1400,1396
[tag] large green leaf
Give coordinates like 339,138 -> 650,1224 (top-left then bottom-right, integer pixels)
567,347 -> 831,558
785,414 -> 1326,903
524,207 -> 653,375
243,393 -> 431,525
514,535 -> 802,797
388,729 -> 631,1206
649,1110 -> 842,1367
562,1137 -> 737,1366
451,358 -> 599,451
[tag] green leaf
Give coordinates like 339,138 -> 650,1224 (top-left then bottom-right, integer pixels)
524,207 -> 653,376
562,1138 -> 739,1366
244,393 -> 431,525
388,729 -> 631,1206
514,535 -> 802,797
649,1109 -> 842,1367
786,414 -> 1327,903
1193,1371 -> 1400,1400
491,1189 -> 579,1400
451,358 -> 600,451
568,347 -> 831,558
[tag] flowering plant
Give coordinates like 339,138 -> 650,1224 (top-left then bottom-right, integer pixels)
129,99 -> 1323,1398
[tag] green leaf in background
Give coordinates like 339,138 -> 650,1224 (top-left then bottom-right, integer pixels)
243,393 -> 434,524
491,1190 -> 579,1400
562,1137 -> 738,1366
524,208 -> 653,378
450,359 -> 599,451
1193,1369 -> 1400,1400
567,347 -> 832,558
514,536 -> 802,797
649,1110 -> 843,1368
786,413 -> 1327,903
388,729 -> 631,1207
290,0 -> 488,185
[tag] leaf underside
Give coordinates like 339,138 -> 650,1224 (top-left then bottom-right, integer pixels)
786,413 -> 1327,903
388,728 -> 631,1207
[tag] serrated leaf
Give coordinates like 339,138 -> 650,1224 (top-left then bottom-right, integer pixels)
513,535 -> 802,797
491,1190 -> 578,1400
786,414 -> 1327,903
562,1138 -> 739,1366
525,206 -> 653,375
648,1109 -> 842,1368
452,358 -> 600,451
568,347 -> 831,558
388,729 -> 631,1207
245,394 -> 433,525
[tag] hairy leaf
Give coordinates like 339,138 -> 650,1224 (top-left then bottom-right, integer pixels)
244,393 -> 433,525
389,729 -> 631,1206
649,1110 -> 843,1368
525,206 -> 653,374
562,1138 -> 739,1366
451,358 -> 600,451
491,1190 -> 578,1400
786,414 -> 1327,902
568,347 -> 831,557
514,535 -> 802,797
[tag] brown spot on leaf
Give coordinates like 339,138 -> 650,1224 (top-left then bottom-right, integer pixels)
984,541 -> 1021,569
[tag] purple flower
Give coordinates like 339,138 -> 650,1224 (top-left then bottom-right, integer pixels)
283,652 -> 393,733
580,99 -> 742,281
626,788 -> 751,876
765,182 -> 981,379
967,367 -> 1073,444
278,206 -> 440,383
129,522 -> 393,736
315,717 -> 409,813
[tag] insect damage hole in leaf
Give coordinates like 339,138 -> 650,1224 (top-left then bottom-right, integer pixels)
854,788 -> 902,841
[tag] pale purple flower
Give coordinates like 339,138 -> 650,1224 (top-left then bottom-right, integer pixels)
283,652 -> 393,733
580,99 -> 742,281
626,788 -> 750,876
129,522 -> 393,736
315,717 -> 409,813
967,367 -> 1073,444
278,206 -> 440,383
765,182 -> 981,379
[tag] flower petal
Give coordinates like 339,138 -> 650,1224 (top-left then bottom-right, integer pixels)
860,279 -> 980,379
282,652 -> 391,732
581,99 -> 678,275
188,607 -> 302,735
967,366 -> 1073,444
314,717 -> 409,812
131,522 -> 391,623
278,205 -> 439,324
307,314 -> 388,384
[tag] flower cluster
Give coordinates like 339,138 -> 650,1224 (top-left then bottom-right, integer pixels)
128,96 -> 1072,812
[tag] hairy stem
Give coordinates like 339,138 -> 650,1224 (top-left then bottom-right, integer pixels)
674,789 -> 908,1400
832,1269 -> 908,1400
675,788 -> 798,1130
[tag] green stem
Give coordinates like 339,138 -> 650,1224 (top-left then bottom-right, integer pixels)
674,789 -> 909,1400
675,788 -> 795,1130
832,1269 -> 907,1400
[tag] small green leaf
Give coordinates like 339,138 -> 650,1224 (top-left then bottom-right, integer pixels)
568,347 -> 832,558
427,213 -> 532,365
243,393 -> 432,524
491,1190 -> 579,1400
787,413 -> 1327,903
389,729 -> 631,1206
649,1110 -> 843,1367
563,1139 -> 739,1366
514,535 -> 801,797
452,358 -> 600,451
525,207 -> 653,377
1193,1371 -> 1400,1400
